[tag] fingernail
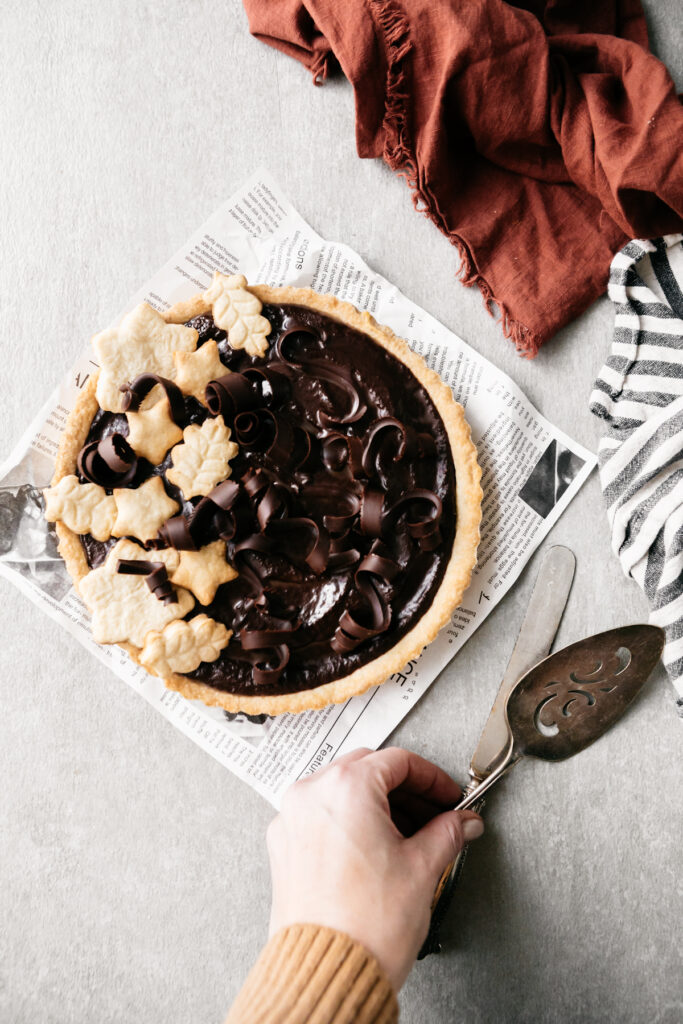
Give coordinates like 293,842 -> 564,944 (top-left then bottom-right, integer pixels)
462,818 -> 484,842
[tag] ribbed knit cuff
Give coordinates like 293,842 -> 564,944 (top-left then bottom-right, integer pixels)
225,923 -> 399,1024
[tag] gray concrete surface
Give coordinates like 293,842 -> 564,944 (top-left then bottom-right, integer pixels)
1,3 -> 682,1022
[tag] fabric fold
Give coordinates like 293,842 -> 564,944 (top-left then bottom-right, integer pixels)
590,234 -> 683,712
243,0 -> 683,355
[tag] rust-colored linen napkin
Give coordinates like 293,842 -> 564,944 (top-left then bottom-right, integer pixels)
243,0 -> 683,355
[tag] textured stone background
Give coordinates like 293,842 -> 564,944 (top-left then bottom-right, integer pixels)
1,3 -> 681,1022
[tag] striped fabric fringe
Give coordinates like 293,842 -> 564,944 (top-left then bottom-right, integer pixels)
590,234 -> 683,713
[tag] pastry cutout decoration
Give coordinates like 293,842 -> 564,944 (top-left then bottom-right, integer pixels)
92,303 -> 197,412
140,614 -> 232,677
78,539 -> 193,646
111,476 -> 180,542
166,415 -> 238,498
204,273 -> 271,358
44,475 -> 116,542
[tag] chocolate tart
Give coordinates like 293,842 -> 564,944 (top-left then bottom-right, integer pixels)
49,283 -> 482,715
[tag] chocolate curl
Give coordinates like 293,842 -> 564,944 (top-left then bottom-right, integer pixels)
116,559 -> 178,604
120,373 -> 185,423
226,617 -> 297,687
331,540 -> 398,654
234,409 -> 295,467
242,363 -> 291,407
310,361 -> 367,428
292,427 -> 315,471
359,485 -> 385,537
327,531 -> 362,571
232,543 -> 270,608
205,373 -> 258,423
256,485 -> 290,531
152,514 -> 197,551
77,434 -> 138,488
321,433 -> 364,475
361,418 -> 410,477
322,493 -> 360,536
385,489 -> 443,551
241,468 -> 290,532
274,321 -> 321,363
238,618 -> 297,687
266,517 -> 331,575
275,321 -> 366,428
191,479 -> 247,543
234,642 -> 291,687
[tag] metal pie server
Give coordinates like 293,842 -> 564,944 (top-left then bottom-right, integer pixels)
419,544 -> 576,958
419,620 -> 665,958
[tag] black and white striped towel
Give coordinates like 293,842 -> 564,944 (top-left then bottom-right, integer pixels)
590,234 -> 683,712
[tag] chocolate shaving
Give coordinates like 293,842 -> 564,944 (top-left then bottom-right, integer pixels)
331,540 -> 398,653
321,433 -> 364,475
77,434 -> 138,488
362,418 -> 409,477
120,373 -> 185,423
266,517 -> 331,575
275,320 -> 366,427
384,489 -> 443,551
205,373 -> 258,423
242,363 -> 292,406
322,492 -> 361,536
234,409 -> 296,467
235,618 -> 297,687
152,514 -> 197,551
191,479 -> 248,544
359,485 -> 385,537
232,641 -> 291,687
116,558 -> 178,604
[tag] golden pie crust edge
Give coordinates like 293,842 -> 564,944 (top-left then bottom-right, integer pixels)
52,286 -> 482,715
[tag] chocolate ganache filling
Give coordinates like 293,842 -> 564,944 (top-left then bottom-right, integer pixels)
79,304 -> 456,696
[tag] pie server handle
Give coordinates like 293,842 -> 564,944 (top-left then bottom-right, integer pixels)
417,795 -> 486,959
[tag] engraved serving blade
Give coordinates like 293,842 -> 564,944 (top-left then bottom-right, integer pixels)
468,544 -> 576,785
456,624 -> 665,810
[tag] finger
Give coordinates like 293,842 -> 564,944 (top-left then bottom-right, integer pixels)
360,747 -> 462,805
408,809 -> 484,879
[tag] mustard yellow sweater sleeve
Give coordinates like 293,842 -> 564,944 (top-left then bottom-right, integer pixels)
225,923 -> 399,1024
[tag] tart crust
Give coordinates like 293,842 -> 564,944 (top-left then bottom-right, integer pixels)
52,286 -> 482,715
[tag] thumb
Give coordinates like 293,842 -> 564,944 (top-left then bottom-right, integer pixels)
409,809 -> 484,880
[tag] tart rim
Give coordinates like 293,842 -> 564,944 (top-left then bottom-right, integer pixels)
52,285 -> 482,715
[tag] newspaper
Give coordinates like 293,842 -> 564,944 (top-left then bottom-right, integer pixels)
0,168 -> 596,808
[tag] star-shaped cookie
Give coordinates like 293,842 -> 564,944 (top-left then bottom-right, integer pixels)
126,396 -> 183,464
78,539 -> 193,647
93,303 -> 198,412
173,340 -> 227,405
170,540 -> 238,606
112,476 -> 180,542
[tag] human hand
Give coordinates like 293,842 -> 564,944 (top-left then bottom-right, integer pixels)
266,746 -> 484,991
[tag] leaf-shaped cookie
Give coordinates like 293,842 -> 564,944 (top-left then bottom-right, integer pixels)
166,415 -> 238,498
93,303 -> 198,412
78,539 -> 193,647
139,614 -> 232,677
44,475 -> 116,542
204,272 -> 271,357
